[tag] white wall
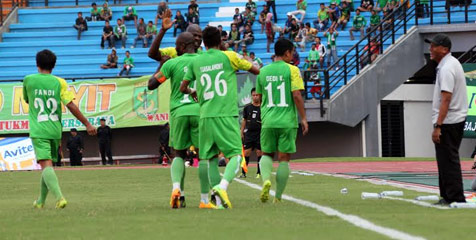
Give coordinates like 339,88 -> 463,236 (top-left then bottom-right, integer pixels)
383,84 -> 476,158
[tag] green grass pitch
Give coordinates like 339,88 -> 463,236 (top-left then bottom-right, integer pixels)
0,164 -> 475,240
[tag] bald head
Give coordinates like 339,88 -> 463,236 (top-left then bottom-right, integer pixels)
176,32 -> 196,56
186,24 -> 202,50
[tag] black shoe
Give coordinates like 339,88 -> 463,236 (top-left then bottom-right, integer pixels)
239,173 -> 246,178
433,199 -> 450,205
180,196 -> 186,208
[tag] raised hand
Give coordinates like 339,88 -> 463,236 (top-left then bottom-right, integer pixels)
162,9 -> 173,31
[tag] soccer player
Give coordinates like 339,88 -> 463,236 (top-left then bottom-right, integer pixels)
240,88 -> 262,179
181,26 -> 260,209
148,32 -> 214,209
25,49 -> 96,209
255,39 -> 308,203
148,9 -> 202,65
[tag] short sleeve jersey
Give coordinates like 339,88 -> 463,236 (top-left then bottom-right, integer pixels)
160,53 -> 200,117
243,104 -> 261,132
308,49 -> 320,61
23,73 -> 75,139
256,61 -> 304,129
160,47 -> 203,59
184,48 -> 252,118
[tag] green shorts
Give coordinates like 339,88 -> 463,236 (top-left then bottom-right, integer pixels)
170,115 -> 199,150
31,138 -> 60,162
199,117 -> 242,160
261,128 -> 298,154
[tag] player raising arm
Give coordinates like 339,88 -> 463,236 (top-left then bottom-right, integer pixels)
180,26 -> 259,209
255,38 -> 308,203
25,49 -> 96,209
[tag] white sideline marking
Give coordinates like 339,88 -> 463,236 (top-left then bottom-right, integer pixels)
381,196 -> 450,210
234,178 -> 427,240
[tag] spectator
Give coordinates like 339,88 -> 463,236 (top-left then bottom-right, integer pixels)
155,1 -> 168,25
100,20 -> 114,49
243,7 -> 256,27
283,14 -> 295,37
294,23 -> 307,49
387,0 -> 399,12
306,43 -> 320,69
349,9 -> 366,40
114,19 -> 127,49
145,21 -> 157,47
330,0 -> 341,5
97,118 -> 114,165
239,45 -> 252,61
291,45 -> 300,66
338,2 -> 351,30
358,0 -> 374,12
218,25 -> 228,42
100,48 -> 118,69
265,13 -> 275,53
188,0 -> 199,15
228,23 -> 241,51
73,12 -> 88,40
288,0 -> 307,23
288,18 -> 299,40
360,37 -> 380,67
265,0 -> 277,23
242,24 -> 255,46
314,3 -> 329,31
298,22 -> 317,51
119,51 -> 134,76
246,0 -> 258,15
100,2 -> 112,21
88,3 -> 101,21
66,128 -> 83,166
315,36 -> 327,68
123,5 -> 138,28
342,0 -> 355,11
419,0 -> 429,18
249,52 -> 263,69
233,8 -> 244,31
324,27 -> 339,69
368,10 -> 381,34
328,3 -> 341,30
186,7 -> 199,25
309,72 -> 322,101
132,18 -> 147,48
375,0 -> 388,12
258,4 -> 269,33
173,10 -> 187,37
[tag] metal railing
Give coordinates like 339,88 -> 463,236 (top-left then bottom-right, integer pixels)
458,44 -> 476,64
0,0 -> 27,26
2,74 -> 144,82
317,0 -> 476,109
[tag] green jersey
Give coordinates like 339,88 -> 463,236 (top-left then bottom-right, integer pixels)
378,0 -> 388,7
353,15 -> 367,29
91,7 -> 101,15
184,48 -> 252,119
23,73 -> 75,139
370,14 -> 381,25
308,49 -> 320,61
325,32 -> 338,49
146,25 -> 157,35
160,53 -> 200,117
123,57 -> 134,66
318,9 -> 329,21
297,0 -> 307,10
256,61 -> 304,129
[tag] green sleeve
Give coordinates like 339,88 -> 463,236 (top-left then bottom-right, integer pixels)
124,7 -> 127,15
133,7 -> 137,15
130,58 -> 134,65
255,74 -> 262,94
22,78 -> 28,103
161,60 -> 172,79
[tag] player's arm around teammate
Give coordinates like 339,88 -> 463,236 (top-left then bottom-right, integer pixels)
255,39 -> 308,203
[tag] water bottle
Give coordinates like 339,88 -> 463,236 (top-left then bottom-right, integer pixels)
380,191 -> 404,197
361,192 -> 381,199
340,188 -> 348,194
415,195 -> 440,201
449,202 -> 476,208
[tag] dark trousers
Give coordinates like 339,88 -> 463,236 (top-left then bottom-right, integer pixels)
434,121 -> 466,203
99,142 -> 114,165
267,1 -> 277,23
101,35 -> 114,48
69,150 -> 83,166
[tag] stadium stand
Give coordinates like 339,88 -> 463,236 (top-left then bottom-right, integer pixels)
0,0 -> 475,97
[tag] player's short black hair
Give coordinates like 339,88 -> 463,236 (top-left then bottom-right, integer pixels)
36,49 -> 56,71
274,38 -> 294,57
92,2 -> 96,6
251,87 -> 256,94
202,26 -> 221,48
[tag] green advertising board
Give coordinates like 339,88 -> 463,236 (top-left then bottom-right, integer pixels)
0,73 -> 257,135
464,63 -> 476,138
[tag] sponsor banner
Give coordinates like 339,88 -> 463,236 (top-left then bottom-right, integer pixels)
0,137 -> 40,171
464,64 -> 476,138
0,76 -> 171,134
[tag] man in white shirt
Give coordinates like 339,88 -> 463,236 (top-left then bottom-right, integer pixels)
427,34 -> 467,205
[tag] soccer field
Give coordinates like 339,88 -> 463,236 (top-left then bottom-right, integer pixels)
1,160 -> 475,240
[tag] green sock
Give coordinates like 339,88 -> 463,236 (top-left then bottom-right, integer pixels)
38,175 -> 48,204
198,160 -> 210,194
260,155 -> 274,183
181,164 -> 186,193
42,167 -> 63,201
171,157 -> 184,190
275,162 -> 290,200
208,158 -> 221,187
222,155 -> 241,183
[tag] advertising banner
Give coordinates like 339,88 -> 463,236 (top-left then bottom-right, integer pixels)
0,137 -> 40,171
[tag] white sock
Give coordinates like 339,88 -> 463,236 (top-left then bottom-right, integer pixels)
181,191 -> 185,196
219,179 -> 229,191
172,183 -> 180,191
201,194 -> 209,203
215,196 -> 222,206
